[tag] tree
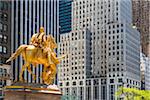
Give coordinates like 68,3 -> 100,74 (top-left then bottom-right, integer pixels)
116,87 -> 150,100
61,94 -> 80,100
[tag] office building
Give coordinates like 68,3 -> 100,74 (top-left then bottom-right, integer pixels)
59,0 -> 141,100
140,53 -> 150,90
0,64 -> 11,99
59,0 -> 72,34
58,29 -> 91,100
132,0 -> 150,57
0,1 -> 11,99
72,0 -> 140,99
0,1 -> 11,64
11,0 -> 59,83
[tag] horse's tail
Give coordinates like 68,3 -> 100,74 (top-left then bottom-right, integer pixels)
6,45 -> 27,63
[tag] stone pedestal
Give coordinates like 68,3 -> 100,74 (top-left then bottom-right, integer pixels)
4,85 -> 62,100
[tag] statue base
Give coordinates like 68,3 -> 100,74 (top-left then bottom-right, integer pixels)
4,83 -> 62,100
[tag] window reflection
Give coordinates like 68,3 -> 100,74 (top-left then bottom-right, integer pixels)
0,46 -> 2,52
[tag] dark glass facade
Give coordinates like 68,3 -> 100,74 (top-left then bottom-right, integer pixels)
0,1 -> 11,64
59,0 -> 72,34
11,0 -> 59,83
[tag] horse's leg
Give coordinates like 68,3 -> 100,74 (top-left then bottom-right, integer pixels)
19,63 -> 28,82
45,67 -> 52,84
42,66 -> 49,83
42,65 -> 54,85
42,67 -> 46,80
46,64 -> 56,84
27,64 -> 36,81
45,71 -> 53,85
32,64 -> 37,81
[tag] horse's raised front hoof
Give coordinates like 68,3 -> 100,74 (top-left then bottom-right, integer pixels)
45,77 -> 54,85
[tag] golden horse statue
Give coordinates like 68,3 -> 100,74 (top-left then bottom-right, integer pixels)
6,35 -> 65,85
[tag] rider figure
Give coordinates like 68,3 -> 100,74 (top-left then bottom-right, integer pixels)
30,28 -> 59,65
30,27 -> 46,49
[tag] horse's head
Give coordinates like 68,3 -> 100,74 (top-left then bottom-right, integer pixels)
47,35 -> 57,49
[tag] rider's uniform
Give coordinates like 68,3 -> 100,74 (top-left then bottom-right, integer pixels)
30,32 -> 46,48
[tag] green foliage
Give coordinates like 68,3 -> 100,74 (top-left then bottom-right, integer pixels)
116,87 -> 150,100
61,94 -> 80,100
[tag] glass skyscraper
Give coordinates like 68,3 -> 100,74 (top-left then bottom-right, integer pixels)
59,0 -> 72,34
11,0 -> 59,83
0,1 -> 11,64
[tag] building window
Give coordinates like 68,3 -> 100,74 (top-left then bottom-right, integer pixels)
0,2 -> 8,10
3,13 -> 8,21
0,81 -> 2,85
117,57 -> 119,60
0,2 -> 4,10
0,68 -> 2,73
110,79 -> 114,83
121,29 -> 123,32
121,40 -> 123,43
0,34 -> 2,43
60,83 -> 62,86
118,78 -> 123,83
117,46 -> 119,49
66,82 -> 69,86
0,46 -> 2,52
3,35 -> 7,43
4,69 -> 7,74
0,12 -> 2,19
73,81 -> 76,85
117,30 -> 119,33
3,46 -> 7,53
0,23 -> 2,31
117,68 -> 119,71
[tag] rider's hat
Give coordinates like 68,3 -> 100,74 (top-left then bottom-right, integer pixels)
39,27 -> 45,33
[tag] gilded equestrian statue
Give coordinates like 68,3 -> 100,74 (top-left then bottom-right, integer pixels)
6,27 -> 65,85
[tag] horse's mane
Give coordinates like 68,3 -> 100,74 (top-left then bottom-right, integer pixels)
47,35 -> 57,48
